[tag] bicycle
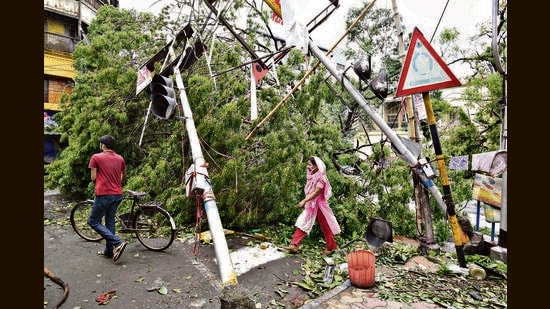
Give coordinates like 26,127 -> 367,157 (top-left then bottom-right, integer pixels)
70,190 -> 176,251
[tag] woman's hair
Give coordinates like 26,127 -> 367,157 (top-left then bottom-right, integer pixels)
308,157 -> 317,166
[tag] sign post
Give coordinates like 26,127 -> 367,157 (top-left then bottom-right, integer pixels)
396,27 -> 467,268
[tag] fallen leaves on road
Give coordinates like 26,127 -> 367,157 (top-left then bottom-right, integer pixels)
95,290 -> 116,305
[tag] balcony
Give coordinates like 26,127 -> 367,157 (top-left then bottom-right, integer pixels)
44,0 -> 119,24
44,32 -> 80,54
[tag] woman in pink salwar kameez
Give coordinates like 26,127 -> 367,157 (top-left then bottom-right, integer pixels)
284,156 -> 341,255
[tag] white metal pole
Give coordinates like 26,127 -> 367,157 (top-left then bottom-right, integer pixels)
173,67 -> 238,287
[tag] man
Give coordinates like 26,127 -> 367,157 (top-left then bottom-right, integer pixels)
88,135 -> 127,262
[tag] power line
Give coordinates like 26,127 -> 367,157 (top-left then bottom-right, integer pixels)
429,0 -> 450,43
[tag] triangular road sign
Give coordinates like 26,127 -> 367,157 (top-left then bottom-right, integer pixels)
396,27 -> 461,97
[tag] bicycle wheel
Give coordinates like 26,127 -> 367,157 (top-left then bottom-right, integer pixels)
134,206 -> 176,251
70,200 -> 103,242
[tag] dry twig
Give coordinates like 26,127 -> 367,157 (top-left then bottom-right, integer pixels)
44,266 -> 69,308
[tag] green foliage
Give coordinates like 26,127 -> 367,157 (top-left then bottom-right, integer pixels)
466,254 -> 507,275
376,242 -> 420,265
44,7 -> 165,198
434,218 -> 452,245
437,27 -> 461,60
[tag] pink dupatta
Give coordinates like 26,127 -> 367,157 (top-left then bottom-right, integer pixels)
296,156 -> 341,235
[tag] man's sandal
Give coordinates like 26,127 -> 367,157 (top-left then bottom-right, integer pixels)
113,242 -> 128,262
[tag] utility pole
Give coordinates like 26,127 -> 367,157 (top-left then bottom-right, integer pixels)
491,0 -> 507,262
141,28 -> 257,304
140,32 -> 239,288
391,0 -> 436,251
173,65 -> 238,288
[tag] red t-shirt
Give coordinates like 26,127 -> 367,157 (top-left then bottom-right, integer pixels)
88,151 -> 126,196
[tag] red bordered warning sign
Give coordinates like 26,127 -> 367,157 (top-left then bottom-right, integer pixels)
396,27 -> 461,97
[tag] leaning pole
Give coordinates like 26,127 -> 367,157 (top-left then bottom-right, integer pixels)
173,66 -> 238,288
308,40 -> 453,232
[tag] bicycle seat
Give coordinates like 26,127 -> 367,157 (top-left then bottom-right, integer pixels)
125,190 -> 147,199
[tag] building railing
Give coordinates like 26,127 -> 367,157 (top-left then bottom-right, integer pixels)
44,32 -> 80,54
85,0 -> 112,10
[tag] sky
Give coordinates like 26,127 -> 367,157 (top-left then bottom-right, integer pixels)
118,0 -> 493,79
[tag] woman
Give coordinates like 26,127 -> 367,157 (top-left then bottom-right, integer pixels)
285,156 -> 341,255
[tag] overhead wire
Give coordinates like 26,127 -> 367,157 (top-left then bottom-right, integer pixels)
429,0 -> 450,43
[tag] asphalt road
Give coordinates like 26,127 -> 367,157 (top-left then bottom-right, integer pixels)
44,190 -> 310,308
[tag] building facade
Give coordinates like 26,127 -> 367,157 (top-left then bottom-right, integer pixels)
44,0 -> 119,162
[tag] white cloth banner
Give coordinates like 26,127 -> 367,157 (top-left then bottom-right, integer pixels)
281,0 -> 309,54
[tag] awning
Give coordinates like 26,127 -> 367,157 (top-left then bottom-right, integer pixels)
44,52 -> 75,79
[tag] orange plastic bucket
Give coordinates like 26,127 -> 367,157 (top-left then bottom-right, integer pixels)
347,249 -> 375,288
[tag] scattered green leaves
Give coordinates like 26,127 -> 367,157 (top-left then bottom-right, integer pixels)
157,286 -> 168,295
376,242 -> 420,265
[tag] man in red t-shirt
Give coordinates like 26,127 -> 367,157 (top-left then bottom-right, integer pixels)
88,135 -> 128,262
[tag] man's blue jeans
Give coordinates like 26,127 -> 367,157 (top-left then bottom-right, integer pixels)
88,194 -> 124,256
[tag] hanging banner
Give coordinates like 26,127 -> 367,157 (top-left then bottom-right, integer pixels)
136,66 -> 152,95
281,0 -> 308,54
472,173 -> 502,208
413,93 -> 427,120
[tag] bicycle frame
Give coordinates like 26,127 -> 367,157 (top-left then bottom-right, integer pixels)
116,196 -> 166,234
71,190 -> 177,251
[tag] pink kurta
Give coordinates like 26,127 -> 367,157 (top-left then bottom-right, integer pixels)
295,163 -> 341,235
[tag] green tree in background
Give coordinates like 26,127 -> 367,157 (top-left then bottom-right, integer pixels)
45,6 -> 163,198
45,1 -> 506,245
44,5 -> 376,241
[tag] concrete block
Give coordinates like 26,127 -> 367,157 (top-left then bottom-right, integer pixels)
490,246 -> 507,264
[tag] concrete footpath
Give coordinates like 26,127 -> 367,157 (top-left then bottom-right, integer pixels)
301,281 -> 441,309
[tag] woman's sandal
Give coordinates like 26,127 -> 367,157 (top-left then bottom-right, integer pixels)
283,245 -> 298,254
97,251 -> 113,258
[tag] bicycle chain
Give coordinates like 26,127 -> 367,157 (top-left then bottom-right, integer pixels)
140,201 -> 163,207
